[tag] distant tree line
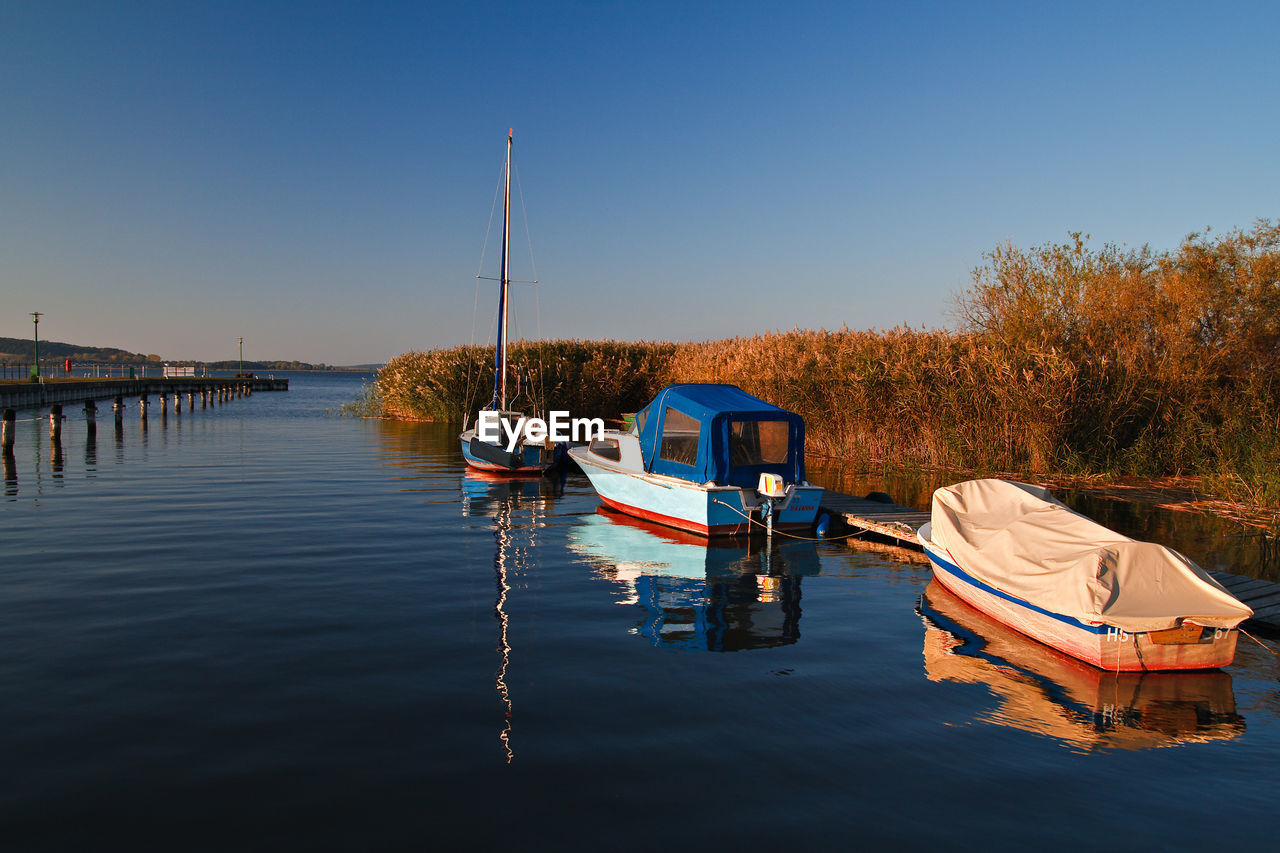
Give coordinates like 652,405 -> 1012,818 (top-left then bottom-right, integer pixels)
0,338 -> 334,371
203,360 -> 336,371
0,337 -> 156,363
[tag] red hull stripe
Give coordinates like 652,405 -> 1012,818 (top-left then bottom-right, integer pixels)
598,495 -> 809,538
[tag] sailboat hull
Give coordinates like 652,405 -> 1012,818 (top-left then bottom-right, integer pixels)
460,429 -> 559,475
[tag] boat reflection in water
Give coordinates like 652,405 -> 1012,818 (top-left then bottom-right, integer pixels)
918,580 -> 1244,751
461,468 -> 561,519
461,470 -> 561,763
568,506 -> 820,651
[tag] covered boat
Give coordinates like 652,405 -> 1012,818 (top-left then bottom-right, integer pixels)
568,383 -> 823,536
917,478 -> 1252,671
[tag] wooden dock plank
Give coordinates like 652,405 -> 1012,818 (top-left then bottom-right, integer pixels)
1239,590 -> 1280,609
1247,603 -> 1280,623
820,491 -> 928,549
1215,576 -> 1275,595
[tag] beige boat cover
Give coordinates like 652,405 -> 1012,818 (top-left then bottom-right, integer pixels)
929,479 -> 1252,632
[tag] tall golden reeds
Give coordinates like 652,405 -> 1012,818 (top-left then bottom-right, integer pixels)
371,221 -> 1280,505
376,340 -> 679,424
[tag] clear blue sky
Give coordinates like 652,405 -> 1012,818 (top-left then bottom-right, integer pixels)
3,1 -> 1276,365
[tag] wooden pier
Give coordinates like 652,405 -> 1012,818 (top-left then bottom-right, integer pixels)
821,490 -> 1280,632
821,491 -> 930,544
1207,572 -> 1280,630
0,376 -> 287,412
1,377 -> 288,455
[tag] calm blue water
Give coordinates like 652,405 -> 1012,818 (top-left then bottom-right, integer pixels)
2,371 -> 1278,850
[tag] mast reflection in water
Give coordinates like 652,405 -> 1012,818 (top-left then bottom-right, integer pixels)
461,470 -> 559,763
917,580 -> 1244,751
568,506 -> 820,652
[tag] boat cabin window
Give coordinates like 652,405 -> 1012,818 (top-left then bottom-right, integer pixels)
589,437 -> 622,462
659,407 -> 700,466
633,407 -> 648,436
730,420 -> 789,466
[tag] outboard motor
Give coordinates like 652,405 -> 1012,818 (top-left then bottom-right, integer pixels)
757,473 -> 788,542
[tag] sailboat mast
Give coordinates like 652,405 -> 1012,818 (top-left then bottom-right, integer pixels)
495,129 -> 513,411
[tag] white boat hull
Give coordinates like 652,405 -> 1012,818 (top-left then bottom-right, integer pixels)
570,444 -> 822,537
918,526 -> 1240,671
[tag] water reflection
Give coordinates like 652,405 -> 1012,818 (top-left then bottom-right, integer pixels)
461,470 -> 560,764
3,452 -> 15,498
1067,490 -> 1280,582
568,507 -> 819,652
917,580 -> 1244,751
461,469 -> 555,519
50,436 -> 64,477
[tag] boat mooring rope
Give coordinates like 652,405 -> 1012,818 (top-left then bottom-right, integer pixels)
1240,626 -> 1280,660
709,497 -> 875,543
1132,632 -> 1147,671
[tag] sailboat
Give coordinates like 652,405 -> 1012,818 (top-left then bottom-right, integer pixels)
459,130 -> 562,474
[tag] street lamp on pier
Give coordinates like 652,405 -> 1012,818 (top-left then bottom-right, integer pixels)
30,312 -> 42,381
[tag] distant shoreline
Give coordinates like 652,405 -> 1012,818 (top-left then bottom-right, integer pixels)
0,337 -> 380,373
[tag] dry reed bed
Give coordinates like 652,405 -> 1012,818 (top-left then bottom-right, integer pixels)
375,340 -> 679,424
370,221 -> 1280,510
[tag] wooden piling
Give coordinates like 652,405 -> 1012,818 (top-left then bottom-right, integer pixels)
114,395 -> 124,429
1,409 -> 14,454
84,399 -> 97,437
49,404 -> 63,441
174,392 -> 182,413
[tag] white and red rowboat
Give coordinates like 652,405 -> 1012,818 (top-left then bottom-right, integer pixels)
917,479 -> 1252,672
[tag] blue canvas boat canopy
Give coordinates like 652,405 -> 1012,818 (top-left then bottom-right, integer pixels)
633,384 -> 807,488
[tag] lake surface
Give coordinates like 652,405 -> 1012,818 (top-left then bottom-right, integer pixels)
3,371 -> 1279,850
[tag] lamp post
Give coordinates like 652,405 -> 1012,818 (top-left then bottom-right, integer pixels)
30,312 -> 41,381
238,337 -> 243,377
